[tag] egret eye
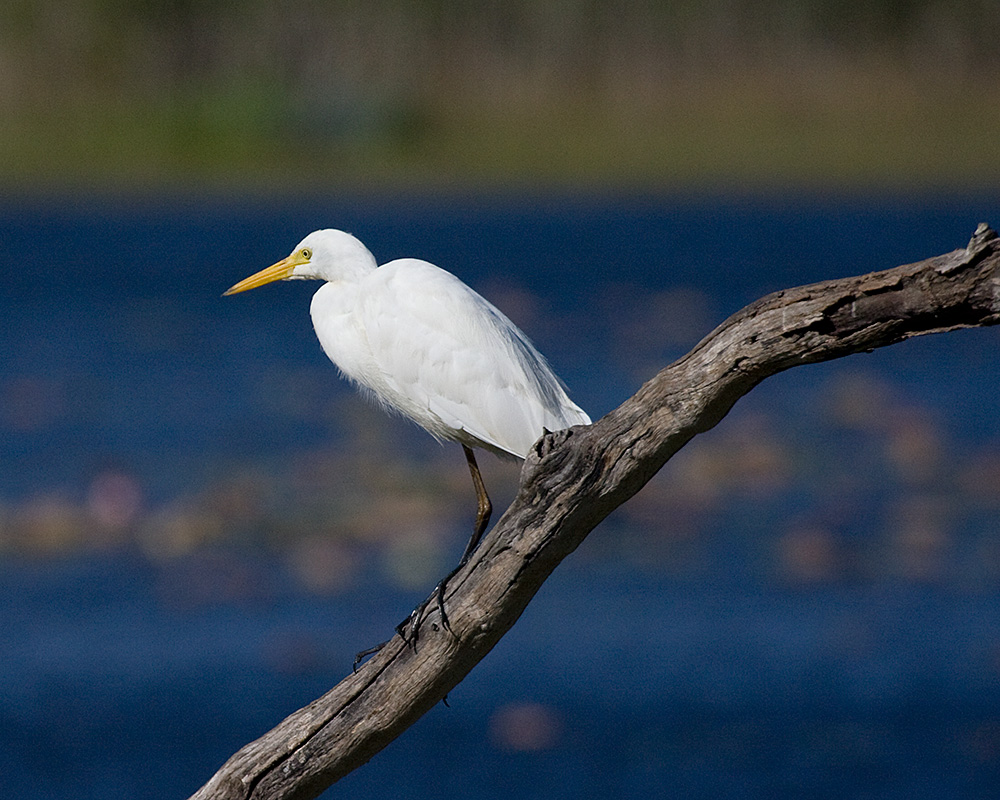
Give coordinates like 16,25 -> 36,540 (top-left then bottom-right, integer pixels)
301,248 -> 312,259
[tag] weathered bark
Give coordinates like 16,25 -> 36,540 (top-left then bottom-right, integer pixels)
191,223 -> 1000,800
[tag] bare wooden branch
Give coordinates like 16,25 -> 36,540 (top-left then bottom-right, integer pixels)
191,223 -> 1000,800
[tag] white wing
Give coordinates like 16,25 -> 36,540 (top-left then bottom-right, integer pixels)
356,259 -> 589,458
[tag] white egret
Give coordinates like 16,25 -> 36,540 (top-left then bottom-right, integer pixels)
225,229 -> 591,644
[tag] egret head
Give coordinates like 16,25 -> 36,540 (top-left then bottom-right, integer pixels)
224,229 -> 377,295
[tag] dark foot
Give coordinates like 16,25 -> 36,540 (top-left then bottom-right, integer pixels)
396,572 -> 458,645
353,639 -> 390,672
355,577 -> 452,670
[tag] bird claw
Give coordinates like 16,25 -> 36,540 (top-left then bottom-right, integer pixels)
355,578 -> 454,671
396,579 -> 453,645
431,580 -> 453,632
352,639 -> 388,672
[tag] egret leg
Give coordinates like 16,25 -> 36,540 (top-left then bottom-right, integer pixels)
399,445 -> 492,642
355,446 -> 493,667
460,444 -> 493,563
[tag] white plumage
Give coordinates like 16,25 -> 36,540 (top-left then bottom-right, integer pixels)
225,229 -> 590,644
227,228 -> 590,456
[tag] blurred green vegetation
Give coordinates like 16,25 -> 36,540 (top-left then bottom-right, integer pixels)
2,0 -> 999,190
7,365 -> 1000,596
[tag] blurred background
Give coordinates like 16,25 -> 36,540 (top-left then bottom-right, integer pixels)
2,2 -> 1000,799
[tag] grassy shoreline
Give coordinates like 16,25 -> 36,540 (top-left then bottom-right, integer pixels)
4,69 -> 999,194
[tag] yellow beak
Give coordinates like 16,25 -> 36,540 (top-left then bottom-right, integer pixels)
223,251 -> 310,296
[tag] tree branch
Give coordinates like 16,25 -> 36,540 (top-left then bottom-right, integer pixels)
191,223 -> 1000,800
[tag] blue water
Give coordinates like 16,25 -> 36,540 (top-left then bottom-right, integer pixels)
2,191 -> 1000,799
4,555 -> 1000,799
